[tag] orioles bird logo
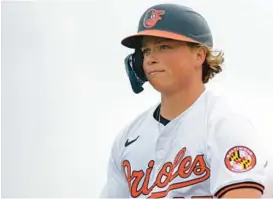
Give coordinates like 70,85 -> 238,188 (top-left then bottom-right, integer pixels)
143,9 -> 165,28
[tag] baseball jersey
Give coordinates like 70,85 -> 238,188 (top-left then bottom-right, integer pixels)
100,89 -> 267,198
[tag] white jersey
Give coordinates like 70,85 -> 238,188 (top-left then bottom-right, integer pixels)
100,90 -> 267,198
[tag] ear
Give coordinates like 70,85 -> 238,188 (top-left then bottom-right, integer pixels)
195,47 -> 207,66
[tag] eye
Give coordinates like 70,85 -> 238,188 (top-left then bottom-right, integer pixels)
159,44 -> 171,50
142,48 -> 150,56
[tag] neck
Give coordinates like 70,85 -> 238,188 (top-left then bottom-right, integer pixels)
160,81 -> 205,120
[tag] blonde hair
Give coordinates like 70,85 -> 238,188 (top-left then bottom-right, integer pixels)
188,43 -> 224,83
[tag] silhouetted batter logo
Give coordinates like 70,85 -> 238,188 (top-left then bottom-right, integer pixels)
225,146 -> 256,173
143,9 -> 165,28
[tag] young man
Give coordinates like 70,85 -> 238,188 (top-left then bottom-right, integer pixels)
100,3 -> 267,198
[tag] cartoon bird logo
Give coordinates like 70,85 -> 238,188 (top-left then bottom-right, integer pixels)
143,9 -> 165,28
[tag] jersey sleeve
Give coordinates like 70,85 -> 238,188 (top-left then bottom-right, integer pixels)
207,113 -> 267,198
100,129 -> 130,198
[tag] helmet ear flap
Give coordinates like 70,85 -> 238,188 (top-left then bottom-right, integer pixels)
132,49 -> 147,82
124,49 -> 147,94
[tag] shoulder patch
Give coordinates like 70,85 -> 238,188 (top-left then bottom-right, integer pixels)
225,146 -> 256,173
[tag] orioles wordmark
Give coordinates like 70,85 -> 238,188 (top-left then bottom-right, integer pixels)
123,147 -> 211,198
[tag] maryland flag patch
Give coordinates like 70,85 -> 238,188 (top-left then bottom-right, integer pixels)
225,146 -> 256,173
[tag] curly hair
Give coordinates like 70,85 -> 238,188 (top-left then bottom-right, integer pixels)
188,43 -> 224,83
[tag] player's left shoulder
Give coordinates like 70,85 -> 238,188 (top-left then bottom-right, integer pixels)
202,89 -> 233,120
204,90 -> 255,135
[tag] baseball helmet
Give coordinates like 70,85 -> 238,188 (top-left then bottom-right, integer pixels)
122,3 -> 213,94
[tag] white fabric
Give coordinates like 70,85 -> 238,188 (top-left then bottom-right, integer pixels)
100,90 -> 267,198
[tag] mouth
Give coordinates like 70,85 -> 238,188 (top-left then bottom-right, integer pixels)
148,70 -> 165,76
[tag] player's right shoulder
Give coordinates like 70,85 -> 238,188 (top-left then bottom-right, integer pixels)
119,104 -> 158,139
111,103 -> 158,151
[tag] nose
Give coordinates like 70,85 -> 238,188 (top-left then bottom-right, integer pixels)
147,59 -> 158,65
144,53 -> 158,66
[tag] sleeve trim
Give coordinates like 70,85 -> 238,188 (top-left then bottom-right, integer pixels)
214,181 -> 265,198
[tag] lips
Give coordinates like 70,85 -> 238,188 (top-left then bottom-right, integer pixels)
147,70 -> 165,76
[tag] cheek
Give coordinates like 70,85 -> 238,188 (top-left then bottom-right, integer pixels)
164,53 -> 192,75
142,58 -> 149,73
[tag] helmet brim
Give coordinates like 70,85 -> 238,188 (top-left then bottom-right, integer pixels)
121,29 -> 200,49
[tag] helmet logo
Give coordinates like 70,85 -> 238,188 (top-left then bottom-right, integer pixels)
143,9 -> 165,28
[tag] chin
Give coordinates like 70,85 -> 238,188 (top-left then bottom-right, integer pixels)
150,82 -> 176,94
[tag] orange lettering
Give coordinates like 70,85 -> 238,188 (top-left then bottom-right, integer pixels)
156,162 -> 173,188
176,156 -> 192,178
173,147 -> 186,168
123,147 -> 211,198
122,160 -> 131,188
142,160 -> 156,195
192,155 -> 209,176
131,170 -> 144,197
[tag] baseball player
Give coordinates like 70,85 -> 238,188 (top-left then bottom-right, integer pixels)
100,3 -> 267,198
